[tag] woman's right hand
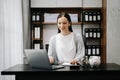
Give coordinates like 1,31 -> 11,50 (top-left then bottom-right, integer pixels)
49,56 -> 54,64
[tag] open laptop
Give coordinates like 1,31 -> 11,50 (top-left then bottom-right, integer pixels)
25,49 -> 64,70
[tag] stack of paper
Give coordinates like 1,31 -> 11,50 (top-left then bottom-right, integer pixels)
44,13 -> 59,22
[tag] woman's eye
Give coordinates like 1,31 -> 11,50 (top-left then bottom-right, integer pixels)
58,22 -> 61,24
58,22 -> 67,25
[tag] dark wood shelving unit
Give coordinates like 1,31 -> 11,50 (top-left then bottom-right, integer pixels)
29,6 -> 106,63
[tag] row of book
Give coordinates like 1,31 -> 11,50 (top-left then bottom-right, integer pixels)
44,13 -> 78,22
85,45 -> 101,56
83,11 -> 102,22
31,12 -> 78,22
32,11 -> 40,21
84,28 -> 101,38
33,43 -> 49,50
34,43 -> 40,50
32,24 -> 41,39
34,27 -> 40,39
31,11 -> 102,22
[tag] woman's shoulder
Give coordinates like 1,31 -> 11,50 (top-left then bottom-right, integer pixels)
73,32 -> 82,38
73,32 -> 84,44
49,34 -> 57,41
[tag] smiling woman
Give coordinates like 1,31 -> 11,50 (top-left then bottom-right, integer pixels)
57,12 -> 73,34
48,12 -> 85,65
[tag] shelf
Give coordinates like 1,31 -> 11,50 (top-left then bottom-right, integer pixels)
32,22 -> 41,24
32,38 -> 43,41
85,38 -> 101,39
32,22 -> 82,25
82,21 -> 101,24
42,22 -> 82,25
82,7 -> 102,10
32,22 -> 101,25
32,38 -> 40,40
30,8 -> 103,58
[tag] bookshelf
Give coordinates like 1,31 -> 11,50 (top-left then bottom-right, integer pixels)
30,7 -> 105,63
82,8 -> 102,56
30,8 -> 82,49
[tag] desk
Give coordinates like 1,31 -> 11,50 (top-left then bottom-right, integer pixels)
1,63 -> 120,80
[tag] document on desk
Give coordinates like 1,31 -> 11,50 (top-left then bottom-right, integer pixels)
62,62 -> 73,66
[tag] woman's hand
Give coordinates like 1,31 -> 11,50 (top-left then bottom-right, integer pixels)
49,56 -> 54,64
70,59 -> 79,65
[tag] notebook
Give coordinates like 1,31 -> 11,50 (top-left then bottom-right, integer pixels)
25,49 -> 64,70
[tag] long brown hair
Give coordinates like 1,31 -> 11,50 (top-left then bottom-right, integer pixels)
57,12 -> 73,33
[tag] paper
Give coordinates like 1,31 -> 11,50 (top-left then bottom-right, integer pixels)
34,43 -> 40,50
35,27 -> 40,39
44,13 -> 59,22
62,62 -> 72,66
69,14 -> 78,22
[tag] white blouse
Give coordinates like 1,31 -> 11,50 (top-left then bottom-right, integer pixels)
56,32 -> 76,63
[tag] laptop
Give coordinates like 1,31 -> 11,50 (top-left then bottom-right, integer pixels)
25,49 -> 64,70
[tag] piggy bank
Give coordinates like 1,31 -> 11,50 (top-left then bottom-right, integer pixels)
89,56 -> 101,68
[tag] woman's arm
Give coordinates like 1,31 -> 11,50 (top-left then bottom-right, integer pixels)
48,35 -> 58,64
48,36 -> 55,64
74,33 -> 85,64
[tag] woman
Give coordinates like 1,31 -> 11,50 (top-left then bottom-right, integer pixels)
48,12 -> 85,65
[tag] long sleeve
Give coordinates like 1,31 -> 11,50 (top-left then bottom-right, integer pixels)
48,35 -> 58,64
48,36 -> 55,57
48,33 -> 85,65
74,33 -> 85,64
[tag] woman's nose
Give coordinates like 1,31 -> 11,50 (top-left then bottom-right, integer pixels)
60,24 -> 64,27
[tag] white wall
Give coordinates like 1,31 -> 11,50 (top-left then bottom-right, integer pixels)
83,0 -> 102,7
31,0 -> 82,7
107,0 -> 120,64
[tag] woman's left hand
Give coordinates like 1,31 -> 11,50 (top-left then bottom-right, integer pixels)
70,59 -> 79,65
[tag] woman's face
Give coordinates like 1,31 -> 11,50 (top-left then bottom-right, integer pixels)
57,16 -> 70,32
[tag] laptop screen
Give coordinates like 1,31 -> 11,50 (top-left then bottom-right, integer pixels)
25,49 -> 52,69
